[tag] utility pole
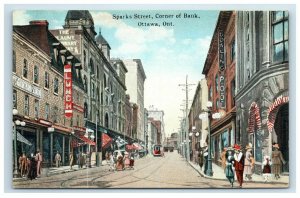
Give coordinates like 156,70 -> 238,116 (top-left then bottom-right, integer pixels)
179,75 -> 195,162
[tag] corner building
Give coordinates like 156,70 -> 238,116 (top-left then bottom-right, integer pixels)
235,11 -> 289,174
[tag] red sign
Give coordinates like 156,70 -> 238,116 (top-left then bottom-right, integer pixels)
64,64 -> 72,118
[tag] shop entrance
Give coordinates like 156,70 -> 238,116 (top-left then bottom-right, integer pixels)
274,103 -> 289,173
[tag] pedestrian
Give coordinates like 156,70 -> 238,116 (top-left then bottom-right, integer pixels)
244,143 -> 254,181
55,151 -> 61,168
69,152 -> 74,170
262,155 -> 272,182
225,147 -> 235,188
18,152 -> 27,178
221,147 -> 227,173
28,153 -> 37,180
233,144 -> 245,188
203,147 -> 209,175
129,152 -> 135,169
198,149 -> 204,171
35,149 -> 43,177
86,152 -> 91,168
116,151 -> 124,171
271,143 -> 286,180
124,151 -> 130,169
78,151 -> 84,169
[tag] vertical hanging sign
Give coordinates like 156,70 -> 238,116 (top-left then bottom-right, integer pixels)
219,31 -> 226,109
64,64 -> 73,118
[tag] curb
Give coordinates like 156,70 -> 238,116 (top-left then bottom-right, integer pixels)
187,161 -> 289,185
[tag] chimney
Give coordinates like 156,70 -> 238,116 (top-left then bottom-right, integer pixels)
29,20 -> 49,28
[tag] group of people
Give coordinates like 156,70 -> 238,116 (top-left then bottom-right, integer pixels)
106,151 -> 135,171
220,143 -> 286,188
18,149 -> 43,180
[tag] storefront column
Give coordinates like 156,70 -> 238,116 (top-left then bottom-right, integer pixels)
36,128 -> 40,151
50,133 -> 53,167
62,136 -> 65,166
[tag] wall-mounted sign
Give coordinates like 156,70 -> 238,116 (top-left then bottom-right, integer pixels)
219,74 -> 226,109
64,64 -> 73,118
12,74 -> 42,98
219,31 -> 225,71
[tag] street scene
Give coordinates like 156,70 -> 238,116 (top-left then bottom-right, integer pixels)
11,10 -> 289,188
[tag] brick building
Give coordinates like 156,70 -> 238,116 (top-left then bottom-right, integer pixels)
202,11 -> 236,166
13,20 -> 85,167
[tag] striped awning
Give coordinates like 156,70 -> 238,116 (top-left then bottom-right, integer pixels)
248,102 -> 261,133
267,96 -> 289,133
13,131 -> 32,146
78,135 -> 96,146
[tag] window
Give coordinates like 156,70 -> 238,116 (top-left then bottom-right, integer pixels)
45,103 -> 50,120
231,80 -> 236,107
231,39 -> 235,62
84,75 -> 88,93
90,58 -> 94,74
23,59 -> 28,78
208,86 -> 212,100
44,72 -> 49,89
83,50 -> 87,70
13,51 -> 16,73
13,90 -> 17,108
215,74 -> 219,93
33,65 -> 39,84
84,102 -> 88,118
272,11 -> 288,62
92,83 -> 95,99
96,87 -> 100,102
54,77 -> 59,94
34,99 -> 39,118
52,106 -> 58,123
24,95 -> 29,116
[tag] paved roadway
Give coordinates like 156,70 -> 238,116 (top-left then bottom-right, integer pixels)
13,152 -> 288,189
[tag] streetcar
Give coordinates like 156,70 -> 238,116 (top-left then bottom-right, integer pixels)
152,144 -> 163,157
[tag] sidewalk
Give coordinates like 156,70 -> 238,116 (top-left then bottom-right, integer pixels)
188,160 -> 289,184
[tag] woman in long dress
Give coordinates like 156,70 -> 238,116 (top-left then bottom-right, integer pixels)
116,151 -> 124,171
225,147 -> 235,188
244,143 -> 254,181
124,152 -> 130,169
271,143 -> 286,180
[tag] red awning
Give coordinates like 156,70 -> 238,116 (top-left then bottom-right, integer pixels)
79,135 -> 96,146
102,133 -> 112,149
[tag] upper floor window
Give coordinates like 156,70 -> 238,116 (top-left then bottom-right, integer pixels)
34,99 -> 39,118
272,11 -> 288,62
52,106 -> 58,123
84,75 -> 88,93
54,77 -> 59,94
215,74 -> 219,93
13,51 -> 16,73
23,59 -> 28,78
208,86 -> 213,100
44,71 -> 49,89
90,58 -> 94,74
24,95 -> 29,116
83,50 -> 87,70
13,90 -> 17,109
45,103 -> 50,120
231,39 -> 235,62
92,83 -> 95,99
84,102 -> 88,118
33,65 -> 39,84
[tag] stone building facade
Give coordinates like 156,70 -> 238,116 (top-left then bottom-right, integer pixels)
235,11 -> 289,174
202,11 -> 236,166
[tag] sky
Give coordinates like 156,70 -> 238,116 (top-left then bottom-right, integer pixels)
13,10 -> 219,137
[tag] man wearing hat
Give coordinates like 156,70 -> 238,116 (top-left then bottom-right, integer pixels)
271,143 -> 286,180
35,149 -> 42,177
244,143 -> 254,181
233,144 -> 245,188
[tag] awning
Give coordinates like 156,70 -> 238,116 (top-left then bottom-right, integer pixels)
13,131 -> 32,146
79,135 -> 96,145
102,133 -> 113,149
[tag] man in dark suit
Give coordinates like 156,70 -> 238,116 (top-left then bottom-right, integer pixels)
233,144 -> 245,188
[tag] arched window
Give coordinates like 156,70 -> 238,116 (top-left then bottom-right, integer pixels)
103,73 -> 107,88
23,59 -> 28,78
96,87 -> 100,102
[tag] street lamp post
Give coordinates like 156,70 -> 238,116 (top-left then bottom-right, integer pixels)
12,109 -> 26,178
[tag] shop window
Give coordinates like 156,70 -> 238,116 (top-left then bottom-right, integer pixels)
44,71 -> 49,89
34,99 -> 39,118
24,95 -> 29,116
13,50 -> 16,73
13,90 -> 17,109
33,65 -> 39,84
54,77 -> 59,94
23,59 -> 28,78
272,11 -> 288,62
